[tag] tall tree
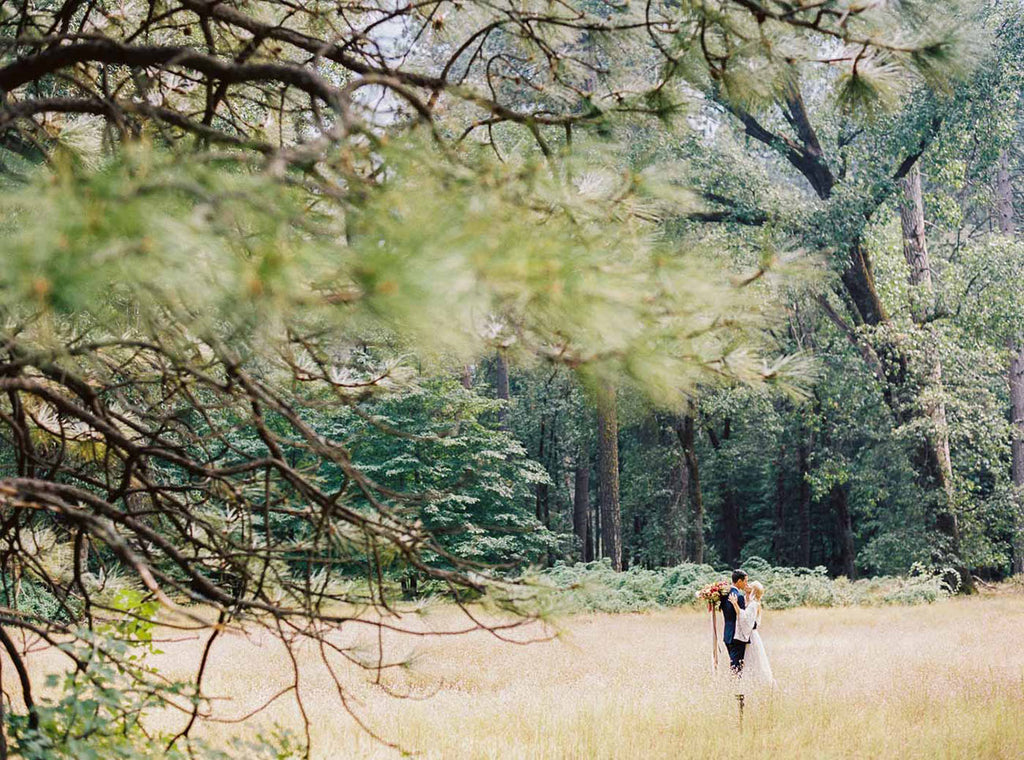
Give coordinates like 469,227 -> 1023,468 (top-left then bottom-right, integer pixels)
796,433 -> 813,568
675,412 -> 705,564
772,443 -> 788,563
831,483 -> 857,579
573,442 -> 592,561
997,149 -> 1024,575
707,418 -> 741,566
897,164 -> 961,564
1011,346 -> 1024,576
596,382 -> 622,570
695,22 -> 1006,587
665,453 -> 689,566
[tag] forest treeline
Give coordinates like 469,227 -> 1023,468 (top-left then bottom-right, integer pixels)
346,9 -> 1024,587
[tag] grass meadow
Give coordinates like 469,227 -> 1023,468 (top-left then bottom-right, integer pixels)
7,594 -> 1024,759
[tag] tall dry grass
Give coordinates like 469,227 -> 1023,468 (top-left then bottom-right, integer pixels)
6,596 -> 1024,759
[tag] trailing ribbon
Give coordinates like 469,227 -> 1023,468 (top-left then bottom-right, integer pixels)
710,601 -> 719,672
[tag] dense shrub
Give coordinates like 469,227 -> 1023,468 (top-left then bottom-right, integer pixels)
538,557 -> 950,613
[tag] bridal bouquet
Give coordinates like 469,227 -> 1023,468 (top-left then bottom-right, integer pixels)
695,580 -> 732,610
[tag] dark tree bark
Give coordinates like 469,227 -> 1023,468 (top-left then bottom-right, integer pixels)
772,444 -> 788,564
1009,346 -> 1024,577
707,419 -> 740,566
674,412 -> 705,564
534,414 -> 553,568
595,381 -> 622,571
573,443 -> 592,562
535,414 -> 549,524
494,351 -> 511,430
840,238 -> 890,327
797,435 -> 813,568
1012,349 -> 1024,576
666,456 -> 689,566
74,529 -> 90,581
831,484 -> 856,579
544,419 -> 557,529
997,150 -> 1024,575
0,626 -> 38,731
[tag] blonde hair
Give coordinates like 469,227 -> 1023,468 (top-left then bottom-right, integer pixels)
750,581 -> 765,600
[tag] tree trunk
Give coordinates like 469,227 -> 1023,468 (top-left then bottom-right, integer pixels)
831,484 -> 856,579
899,165 -> 934,305
898,167 -> 954,497
460,365 -> 473,390
573,443 -> 592,562
797,436 -> 812,568
536,415 -> 549,524
997,149 -> 1024,575
841,238 -> 889,326
596,382 -> 622,571
674,412 -> 704,564
1012,347 -> 1024,576
75,530 -> 90,579
772,444 -> 788,564
668,456 -> 689,566
707,419 -> 741,566
495,351 -> 511,430
898,165 -> 966,589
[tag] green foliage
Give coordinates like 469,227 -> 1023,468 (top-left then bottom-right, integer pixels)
0,573 -> 75,623
334,376 -> 557,567
540,557 -> 950,613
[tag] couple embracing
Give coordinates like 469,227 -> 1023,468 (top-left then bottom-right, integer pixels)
721,569 -> 775,685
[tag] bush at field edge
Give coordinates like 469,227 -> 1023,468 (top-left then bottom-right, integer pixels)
537,557 -> 950,613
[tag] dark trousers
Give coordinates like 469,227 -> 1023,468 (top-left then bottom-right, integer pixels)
726,640 -> 747,674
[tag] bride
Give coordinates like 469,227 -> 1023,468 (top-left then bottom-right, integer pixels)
729,581 -> 776,687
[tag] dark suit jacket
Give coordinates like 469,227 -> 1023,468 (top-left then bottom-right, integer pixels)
722,587 -> 746,644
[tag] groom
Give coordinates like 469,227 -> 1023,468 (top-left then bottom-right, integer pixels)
722,569 -> 749,675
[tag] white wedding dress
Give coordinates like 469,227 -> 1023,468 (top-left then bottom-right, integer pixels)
735,599 -> 776,687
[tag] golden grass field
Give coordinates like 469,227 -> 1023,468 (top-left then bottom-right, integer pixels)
8,594 -> 1024,759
